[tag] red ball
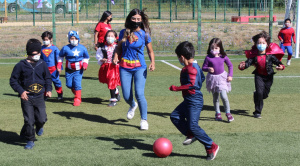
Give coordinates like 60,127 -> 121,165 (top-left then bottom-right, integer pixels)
153,138 -> 173,158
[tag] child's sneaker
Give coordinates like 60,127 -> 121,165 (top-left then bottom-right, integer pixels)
57,93 -> 63,100
182,136 -> 196,145
127,102 -> 138,120
253,113 -> 261,119
206,142 -> 219,160
140,120 -> 149,130
36,128 -> 44,136
287,60 -> 291,66
24,141 -> 35,149
225,113 -> 234,122
116,93 -> 121,101
215,113 -> 222,121
108,101 -> 117,107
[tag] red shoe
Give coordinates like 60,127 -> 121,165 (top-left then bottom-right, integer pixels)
73,90 -> 81,106
206,142 -> 219,160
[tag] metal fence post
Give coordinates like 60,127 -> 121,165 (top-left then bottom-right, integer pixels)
15,0 -> 17,21
215,0 -> 216,20
64,0 -> 66,18
248,0 -> 250,16
41,8 -> 42,20
193,0 -> 195,20
52,0 -> 56,45
175,0 -> 177,20
198,0 -> 202,54
140,0 -> 142,10
224,0 -> 226,21
238,0 -> 241,16
158,0 -> 161,19
86,0 -> 88,19
33,0 -> 35,26
170,0 -> 172,22
72,0 -> 74,26
269,0 -> 273,42
107,0 -> 109,11
254,0 -> 257,20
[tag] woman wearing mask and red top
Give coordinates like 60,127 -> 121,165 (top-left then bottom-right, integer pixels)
94,11 -> 113,50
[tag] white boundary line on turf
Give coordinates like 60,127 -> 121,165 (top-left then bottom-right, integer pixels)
160,60 -> 300,79
160,60 -> 182,70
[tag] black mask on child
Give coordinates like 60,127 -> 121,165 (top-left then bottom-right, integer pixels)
129,20 -> 142,29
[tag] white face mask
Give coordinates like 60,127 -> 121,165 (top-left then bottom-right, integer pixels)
106,37 -> 115,44
70,40 -> 78,46
32,54 -> 41,61
43,40 -> 51,45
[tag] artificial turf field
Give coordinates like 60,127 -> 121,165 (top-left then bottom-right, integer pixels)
0,55 -> 300,166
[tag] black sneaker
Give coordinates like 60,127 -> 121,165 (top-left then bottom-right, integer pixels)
57,93 -> 63,100
253,113 -> 261,119
116,93 -> 121,101
108,101 -> 117,107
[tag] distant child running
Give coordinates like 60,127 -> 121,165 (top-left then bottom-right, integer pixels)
278,18 -> 296,66
239,31 -> 285,118
10,39 -> 52,149
96,30 -> 121,107
41,31 -> 63,100
57,31 -> 90,106
169,41 -> 219,161
202,38 -> 234,122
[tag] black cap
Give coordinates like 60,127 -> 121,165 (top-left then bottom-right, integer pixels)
26,39 -> 42,55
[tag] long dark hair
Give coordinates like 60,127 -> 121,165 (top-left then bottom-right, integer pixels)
122,9 -> 151,43
99,11 -> 112,23
207,38 -> 227,57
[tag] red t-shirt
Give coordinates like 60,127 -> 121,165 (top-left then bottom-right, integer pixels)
257,55 -> 268,76
95,22 -> 112,43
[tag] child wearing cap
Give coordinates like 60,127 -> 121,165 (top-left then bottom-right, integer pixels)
10,38 -> 52,149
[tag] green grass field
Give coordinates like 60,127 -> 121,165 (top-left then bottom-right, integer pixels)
1,55 -> 300,166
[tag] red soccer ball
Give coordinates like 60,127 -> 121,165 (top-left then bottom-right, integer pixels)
153,138 -> 173,158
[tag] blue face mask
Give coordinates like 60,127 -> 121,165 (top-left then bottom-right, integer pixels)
178,59 -> 185,66
256,44 -> 267,52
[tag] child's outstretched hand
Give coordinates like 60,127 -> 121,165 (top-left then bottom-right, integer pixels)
239,61 -> 245,70
227,76 -> 232,82
208,67 -> 214,73
276,65 -> 284,70
169,85 -> 178,91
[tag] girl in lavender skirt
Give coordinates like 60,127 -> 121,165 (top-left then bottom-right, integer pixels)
202,38 -> 234,122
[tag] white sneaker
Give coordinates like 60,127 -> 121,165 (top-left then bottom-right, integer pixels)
182,137 -> 196,145
287,60 -> 291,66
127,102 -> 138,120
140,120 -> 149,130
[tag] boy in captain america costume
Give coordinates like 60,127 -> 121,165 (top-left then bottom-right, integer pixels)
57,31 -> 90,106
169,41 -> 219,161
41,31 -> 63,100
278,18 -> 296,66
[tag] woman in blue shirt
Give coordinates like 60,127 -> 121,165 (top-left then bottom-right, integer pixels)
113,9 -> 155,130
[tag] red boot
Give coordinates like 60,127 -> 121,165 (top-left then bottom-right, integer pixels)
73,90 -> 81,106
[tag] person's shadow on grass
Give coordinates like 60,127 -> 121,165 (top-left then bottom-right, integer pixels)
0,129 -> 25,147
46,97 -> 109,106
96,137 -> 206,159
53,111 -> 139,129
2,93 -> 19,98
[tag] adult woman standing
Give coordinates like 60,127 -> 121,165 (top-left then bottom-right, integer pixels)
113,9 -> 155,130
94,11 -> 113,50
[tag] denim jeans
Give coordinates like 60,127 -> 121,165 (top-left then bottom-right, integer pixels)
120,68 -> 147,120
170,96 -> 213,148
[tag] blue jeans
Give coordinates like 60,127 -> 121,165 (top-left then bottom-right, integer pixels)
120,68 -> 147,120
65,69 -> 83,90
170,97 -> 213,148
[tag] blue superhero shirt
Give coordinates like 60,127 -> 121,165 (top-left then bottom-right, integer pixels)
58,44 -> 89,70
118,29 -> 151,71
41,45 -> 60,67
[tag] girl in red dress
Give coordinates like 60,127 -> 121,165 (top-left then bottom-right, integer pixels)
96,30 -> 121,107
